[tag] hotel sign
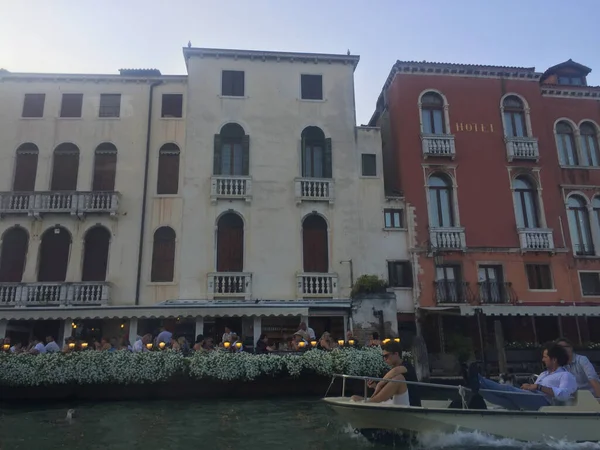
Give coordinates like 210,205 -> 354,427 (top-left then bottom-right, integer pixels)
455,123 -> 495,133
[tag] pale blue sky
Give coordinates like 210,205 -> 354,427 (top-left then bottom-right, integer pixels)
1,0 -> 598,124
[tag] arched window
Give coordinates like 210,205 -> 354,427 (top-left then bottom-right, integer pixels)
428,174 -> 454,227
0,227 -> 28,282
421,92 -> 445,134
157,144 -> 180,195
13,143 -> 39,191
502,96 -> 526,137
51,143 -> 80,191
512,176 -> 539,229
567,196 -> 594,255
213,123 -> 249,176
92,143 -> 117,191
151,227 -> 176,282
302,214 -> 328,273
217,213 -> 244,272
593,197 -> 600,240
301,126 -> 332,178
580,122 -> 600,167
81,227 -> 111,281
38,226 -> 71,282
556,121 -> 578,166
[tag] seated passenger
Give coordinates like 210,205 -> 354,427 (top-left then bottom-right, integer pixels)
556,337 -> 600,398
474,343 -> 577,411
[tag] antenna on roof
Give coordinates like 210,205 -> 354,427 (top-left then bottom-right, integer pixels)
188,41 -> 192,48
347,49 -> 350,55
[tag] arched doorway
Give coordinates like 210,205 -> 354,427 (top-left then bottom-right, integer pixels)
302,214 -> 328,273
217,213 -> 244,272
81,227 -> 111,281
0,227 -> 29,282
38,226 -> 71,282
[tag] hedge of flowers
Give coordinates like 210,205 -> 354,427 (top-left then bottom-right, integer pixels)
0,347 -> 404,387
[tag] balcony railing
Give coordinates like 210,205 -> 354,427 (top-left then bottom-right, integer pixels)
505,137 -> 539,162
518,228 -> 554,252
421,134 -> 456,159
0,191 -> 119,217
208,273 -> 252,299
295,178 -> 334,204
433,280 -> 472,304
210,176 -> 252,202
430,227 -> 466,251
0,282 -> 110,307
477,281 -> 516,304
297,273 -> 338,298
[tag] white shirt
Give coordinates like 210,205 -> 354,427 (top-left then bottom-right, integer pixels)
537,367 -> 578,401
132,339 -> 145,353
45,341 -> 60,353
33,342 -> 46,354
307,327 -> 316,340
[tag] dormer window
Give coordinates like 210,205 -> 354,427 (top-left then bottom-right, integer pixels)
540,59 -> 591,87
557,76 -> 585,86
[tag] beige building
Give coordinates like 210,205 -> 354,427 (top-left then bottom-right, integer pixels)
0,48 -> 412,347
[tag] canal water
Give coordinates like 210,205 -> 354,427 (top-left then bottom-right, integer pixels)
1,398 -> 599,450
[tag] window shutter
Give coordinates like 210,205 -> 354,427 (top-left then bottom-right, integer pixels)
323,138 -> 332,178
301,137 -> 306,177
13,152 -> 38,191
213,134 -> 222,175
242,134 -> 250,176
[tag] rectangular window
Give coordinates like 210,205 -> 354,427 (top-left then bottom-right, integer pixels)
22,94 -> 45,118
388,261 -> 413,288
384,209 -> 404,229
361,154 -> 377,176
525,264 -> 553,290
99,94 -> 121,118
435,264 -> 462,303
221,70 -> 245,97
60,93 -> 83,118
161,94 -> 183,118
580,272 -> 600,296
301,74 -> 323,100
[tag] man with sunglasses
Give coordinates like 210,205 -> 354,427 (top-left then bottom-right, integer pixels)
556,337 -> 600,398
350,341 -> 410,405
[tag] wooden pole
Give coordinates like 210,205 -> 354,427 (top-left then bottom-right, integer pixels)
531,316 -> 538,344
494,320 -> 507,375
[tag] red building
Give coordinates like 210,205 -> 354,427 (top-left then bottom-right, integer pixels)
369,59 -> 600,360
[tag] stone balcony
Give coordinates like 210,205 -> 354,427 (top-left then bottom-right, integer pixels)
210,176 -> 252,203
518,228 -> 554,252
297,273 -> 338,298
0,282 -> 110,307
295,178 -> 334,204
421,134 -> 456,159
429,227 -> 466,251
207,272 -> 252,300
0,191 -> 119,217
505,136 -> 539,162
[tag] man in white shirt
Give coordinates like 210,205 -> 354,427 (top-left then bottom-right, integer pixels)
30,339 -> 47,354
298,322 -> 316,340
45,336 -> 61,353
556,337 -> 600,398
133,334 -> 153,352
474,343 -> 577,411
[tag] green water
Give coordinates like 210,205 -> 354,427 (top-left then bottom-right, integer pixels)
0,399 -> 595,450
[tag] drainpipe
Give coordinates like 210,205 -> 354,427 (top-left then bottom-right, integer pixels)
135,80 -> 163,305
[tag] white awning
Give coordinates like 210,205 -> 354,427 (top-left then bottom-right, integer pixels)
459,305 -> 600,317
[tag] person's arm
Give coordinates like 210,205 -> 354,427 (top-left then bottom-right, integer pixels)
370,374 -> 406,403
529,374 -> 577,400
578,355 -> 600,398
372,366 -> 408,396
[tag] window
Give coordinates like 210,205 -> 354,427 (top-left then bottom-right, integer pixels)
151,227 -> 176,282
22,94 -> 45,118
478,265 -> 505,303
99,94 -> 121,118
580,122 -> 600,167
421,92 -> 445,134
428,174 -> 454,227
580,272 -> 600,296
0,227 -> 29,282
92,143 -> 117,191
558,76 -> 585,86
384,209 -> 404,229
434,265 -> 463,303
567,195 -> 594,255
512,176 -> 539,228
594,197 -> 600,237
38,227 -> 71,282
302,214 -> 328,273
51,143 -> 80,191
525,264 -> 553,290
213,123 -> 248,176
221,70 -> 244,97
161,94 -> 183,118
361,154 -> 376,176
60,94 -> 83,118
502,96 -> 526,137
388,261 -> 412,287
556,121 -> 578,166
216,213 -> 244,272
13,143 -> 39,191
157,144 -> 180,195
82,227 -> 110,281
301,74 -> 323,100
301,126 -> 331,178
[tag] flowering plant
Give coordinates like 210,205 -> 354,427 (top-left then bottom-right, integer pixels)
504,342 -> 541,349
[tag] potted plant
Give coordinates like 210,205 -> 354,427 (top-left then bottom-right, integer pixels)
350,275 -> 388,298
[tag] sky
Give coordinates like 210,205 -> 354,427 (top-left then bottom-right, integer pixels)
1,0 -> 599,124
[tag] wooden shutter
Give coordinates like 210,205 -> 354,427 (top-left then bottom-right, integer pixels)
13,151 -> 38,191
213,134 -> 222,175
302,216 -> 328,273
217,214 -> 244,272
242,135 -> 250,175
0,228 -> 28,282
92,151 -> 117,191
151,228 -> 175,282
51,150 -> 79,191
323,138 -> 332,178
157,147 -> 180,195
38,228 -> 70,282
81,228 -> 110,281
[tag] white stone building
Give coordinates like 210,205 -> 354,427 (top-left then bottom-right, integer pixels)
0,48 -> 412,348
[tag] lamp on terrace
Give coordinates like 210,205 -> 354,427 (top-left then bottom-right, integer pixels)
348,339 -> 355,346
2,343 -> 9,352
337,339 -> 345,347
80,342 -> 88,350
146,343 -> 153,350
158,342 -> 166,350
298,341 -> 306,349
310,340 -> 317,347
235,342 -> 242,349
223,342 -> 231,349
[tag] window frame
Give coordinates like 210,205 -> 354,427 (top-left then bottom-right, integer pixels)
98,94 -> 122,118
387,260 -> 413,288
160,93 -> 184,118
361,154 -> 377,177
525,264 -> 554,291
501,95 -> 528,138
579,271 -> 600,297
512,176 -> 540,229
150,226 -> 176,283
567,195 -> 594,256
156,143 -> 181,195
22,93 -> 45,118
221,70 -> 245,97
556,120 -> 579,166
428,173 -> 455,228
579,122 -> 600,167
384,208 -> 404,230
59,93 -> 83,118
300,74 -> 323,101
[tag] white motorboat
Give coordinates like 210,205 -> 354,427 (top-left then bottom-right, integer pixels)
324,374 -> 600,443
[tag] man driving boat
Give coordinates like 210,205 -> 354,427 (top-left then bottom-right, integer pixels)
351,341 -> 410,405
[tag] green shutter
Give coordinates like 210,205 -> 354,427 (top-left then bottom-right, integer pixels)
323,137 -> 332,178
213,134 -> 222,175
242,135 -> 250,175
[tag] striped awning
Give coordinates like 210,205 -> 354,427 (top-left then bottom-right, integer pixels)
459,305 -> 600,317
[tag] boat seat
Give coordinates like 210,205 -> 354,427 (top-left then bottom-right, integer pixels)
540,390 -> 600,412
